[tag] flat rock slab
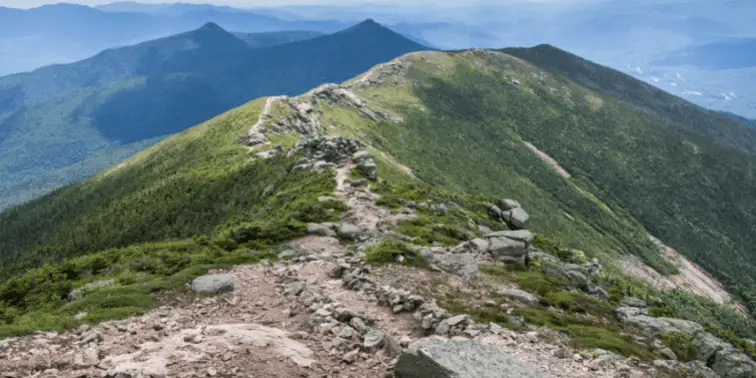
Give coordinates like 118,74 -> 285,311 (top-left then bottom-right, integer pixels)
191,274 -> 235,293
484,230 -> 535,245
395,337 -> 544,378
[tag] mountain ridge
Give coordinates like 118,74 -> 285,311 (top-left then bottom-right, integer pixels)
0,20 -> 428,210
2,46 -> 756,377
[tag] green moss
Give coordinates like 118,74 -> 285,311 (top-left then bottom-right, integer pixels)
364,240 -> 426,267
660,332 -> 698,362
515,307 -> 655,360
567,325 -> 656,360
480,264 -> 525,277
513,271 -> 570,296
395,217 -> 469,247
544,291 -> 615,317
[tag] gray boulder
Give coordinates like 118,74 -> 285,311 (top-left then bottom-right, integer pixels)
485,230 -> 535,245
488,237 -> 527,260
488,205 -> 503,220
497,199 -> 522,211
68,279 -> 117,301
433,253 -> 479,280
467,238 -> 490,254
505,207 -> 530,229
353,150 -> 377,181
691,332 -> 756,377
543,263 -> 596,289
712,346 -> 756,378
307,223 -> 336,237
339,223 -> 362,240
191,274 -> 235,293
395,338 -> 544,378
499,288 -> 539,305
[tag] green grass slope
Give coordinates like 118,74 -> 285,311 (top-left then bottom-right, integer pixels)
0,98 -> 347,334
331,48 -> 756,315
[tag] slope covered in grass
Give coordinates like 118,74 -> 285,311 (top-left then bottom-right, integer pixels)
330,48 -> 756,316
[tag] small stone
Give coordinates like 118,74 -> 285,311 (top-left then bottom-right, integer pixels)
446,315 -> 469,327
207,367 -> 218,376
342,348 -> 360,364
363,328 -> 385,352
339,326 -> 358,339
399,336 -> 412,347
488,322 -> 504,335
350,317 -> 367,333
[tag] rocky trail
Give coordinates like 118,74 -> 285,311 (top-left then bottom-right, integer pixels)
2,142 -> 732,378
4,81 -> 756,377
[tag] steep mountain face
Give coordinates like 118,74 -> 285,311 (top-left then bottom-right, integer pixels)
0,20 -> 428,210
3,47 -> 756,377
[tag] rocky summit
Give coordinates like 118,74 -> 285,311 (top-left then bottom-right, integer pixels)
2,43 -> 756,378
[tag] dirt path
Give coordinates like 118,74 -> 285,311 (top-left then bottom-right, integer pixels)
249,96 -> 284,136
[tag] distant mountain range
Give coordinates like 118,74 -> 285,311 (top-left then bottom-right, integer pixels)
0,3 -> 351,76
652,38 -> 756,70
0,19 -> 429,210
0,3 -> 445,76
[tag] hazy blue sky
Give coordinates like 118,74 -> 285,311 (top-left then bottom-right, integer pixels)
1,0 -> 464,8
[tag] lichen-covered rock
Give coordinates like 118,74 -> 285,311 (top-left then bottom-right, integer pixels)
485,230 -> 535,245
496,198 -> 522,211
353,150 -> 377,181
711,346 -> 756,378
191,274 -> 235,293
505,207 -> 530,229
499,288 -> 538,305
432,253 -> 478,280
395,338 -> 544,378
488,237 -> 527,260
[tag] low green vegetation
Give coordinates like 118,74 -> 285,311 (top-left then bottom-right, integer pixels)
0,98 -> 350,336
652,292 -> 756,358
660,332 -> 698,362
0,240 -> 275,337
364,240 -> 426,267
372,180 -> 505,242
477,262 -> 657,360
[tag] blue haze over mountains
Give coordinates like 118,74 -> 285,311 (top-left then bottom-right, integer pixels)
1,0 -> 756,209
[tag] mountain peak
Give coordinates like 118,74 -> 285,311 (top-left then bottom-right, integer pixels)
199,22 -> 225,32
355,18 -> 384,29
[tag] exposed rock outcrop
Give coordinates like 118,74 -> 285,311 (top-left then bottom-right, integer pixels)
489,199 -> 530,230
190,274 -> 235,293
395,337 -> 544,378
